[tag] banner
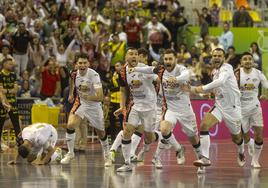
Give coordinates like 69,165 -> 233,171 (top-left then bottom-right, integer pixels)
173,100 -> 268,141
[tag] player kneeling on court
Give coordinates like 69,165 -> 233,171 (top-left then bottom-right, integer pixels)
8,123 -> 62,165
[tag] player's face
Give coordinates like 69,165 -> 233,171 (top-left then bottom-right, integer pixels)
138,54 -> 148,65
241,55 -> 254,69
163,53 -> 176,72
125,49 -> 138,67
77,58 -> 89,71
212,50 -> 225,68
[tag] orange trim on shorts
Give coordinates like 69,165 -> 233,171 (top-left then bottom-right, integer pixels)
71,96 -> 81,113
123,102 -> 134,126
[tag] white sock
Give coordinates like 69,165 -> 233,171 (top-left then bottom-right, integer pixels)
66,132 -> 76,154
154,140 -> 166,159
246,138 -> 254,149
200,133 -> 210,159
237,139 -> 245,154
99,136 -> 110,156
122,139 -> 132,164
252,141 -> 263,163
110,130 -> 123,152
163,132 -> 181,151
130,132 -> 142,157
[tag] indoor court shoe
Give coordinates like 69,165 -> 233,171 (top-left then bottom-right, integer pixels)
152,156 -> 163,169
193,157 -> 211,167
251,160 -> 261,168
60,152 -> 74,164
116,163 -> 133,172
176,146 -> 185,165
197,167 -> 206,174
237,153 -> 246,167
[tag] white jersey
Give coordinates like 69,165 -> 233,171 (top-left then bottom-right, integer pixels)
22,123 -> 57,154
120,63 -> 157,111
203,63 -> 241,111
75,68 -> 102,108
160,64 -> 191,112
239,67 -> 268,114
135,64 -> 191,113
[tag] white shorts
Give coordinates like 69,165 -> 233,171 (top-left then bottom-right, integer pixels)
242,106 -> 263,133
74,104 -> 104,131
127,108 -> 156,132
154,107 -> 162,130
163,109 -> 198,137
210,105 -> 242,135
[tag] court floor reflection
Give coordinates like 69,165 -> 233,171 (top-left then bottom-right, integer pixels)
1,140 -> 268,188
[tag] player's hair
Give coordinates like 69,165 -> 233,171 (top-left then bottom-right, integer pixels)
126,47 -> 137,53
77,52 -> 89,60
212,48 -> 225,55
138,48 -> 148,56
241,52 -> 253,58
18,145 -> 30,158
164,49 -> 177,56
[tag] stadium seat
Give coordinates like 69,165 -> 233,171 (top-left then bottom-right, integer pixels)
249,10 -> 262,22
220,10 -> 233,22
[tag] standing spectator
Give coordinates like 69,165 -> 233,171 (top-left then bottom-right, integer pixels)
28,34 -> 45,68
210,3 -> 220,26
226,46 -> 240,70
250,42 -> 262,70
219,22 -> 233,52
163,13 -> 188,50
40,58 -> 61,99
233,6 -> 253,27
193,9 -> 209,39
0,58 -> 21,152
201,7 -> 212,26
125,16 -> 143,48
11,22 -> 32,77
109,33 -> 126,68
144,14 -> 171,52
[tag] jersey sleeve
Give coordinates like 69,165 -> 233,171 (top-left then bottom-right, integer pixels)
92,72 -> 102,89
203,67 -> 230,91
259,70 -> 268,89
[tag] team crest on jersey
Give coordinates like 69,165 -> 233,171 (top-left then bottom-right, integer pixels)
241,83 -> 255,90
130,80 -> 143,88
252,78 -> 258,82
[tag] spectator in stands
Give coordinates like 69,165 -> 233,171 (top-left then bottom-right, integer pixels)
109,33 -> 126,68
233,6 -> 253,27
226,46 -> 240,70
177,43 -> 191,64
0,45 -> 14,69
29,66 -> 42,97
210,37 -> 224,51
40,58 -> 61,99
188,55 -> 202,86
28,34 -> 45,68
125,16 -> 143,49
11,22 -> 32,77
210,3 -> 220,26
201,7 -> 212,26
144,14 -> 171,52
193,9 -> 209,39
162,13 -> 188,50
18,80 -> 31,98
219,22 -> 233,52
250,42 -> 262,70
